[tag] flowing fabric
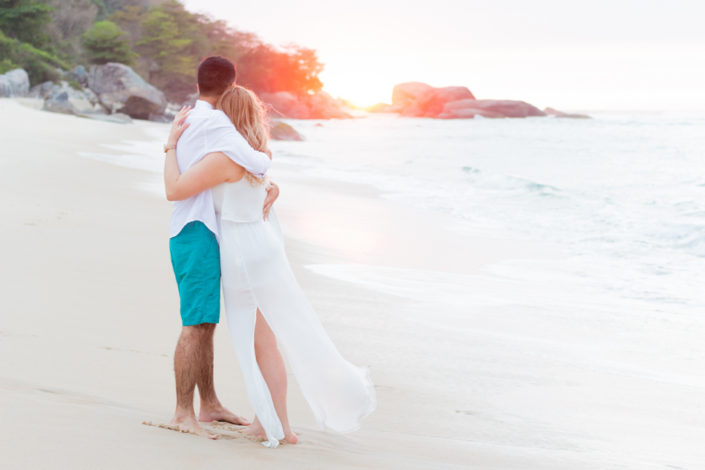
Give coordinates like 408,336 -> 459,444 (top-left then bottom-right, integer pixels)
213,181 -> 376,448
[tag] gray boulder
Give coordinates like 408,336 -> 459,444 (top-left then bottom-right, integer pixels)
440,99 -> 546,119
67,65 -> 88,86
87,63 -> 167,119
28,81 -> 56,99
0,69 -> 30,97
270,121 -> 304,141
37,81 -> 103,115
43,92 -> 75,114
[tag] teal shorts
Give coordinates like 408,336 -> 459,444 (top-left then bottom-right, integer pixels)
169,221 -> 221,326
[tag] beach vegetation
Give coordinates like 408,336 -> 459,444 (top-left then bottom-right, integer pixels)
0,0 -> 53,48
0,29 -> 68,83
0,0 -> 324,103
82,20 -> 136,65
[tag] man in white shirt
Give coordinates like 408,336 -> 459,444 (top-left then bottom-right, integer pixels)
165,56 -> 277,438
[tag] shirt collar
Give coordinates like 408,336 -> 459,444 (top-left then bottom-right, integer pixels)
194,99 -> 214,110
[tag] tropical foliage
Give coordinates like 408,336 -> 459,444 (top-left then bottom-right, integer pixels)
0,0 -> 324,103
82,20 -> 136,64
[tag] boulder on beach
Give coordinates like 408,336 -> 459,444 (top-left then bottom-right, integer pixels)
87,62 -> 167,120
0,68 -> 30,97
270,121 -> 304,141
390,82 -> 475,117
67,65 -> 88,87
32,81 -> 103,115
439,99 -> 546,119
375,81 -> 551,119
544,107 -> 591,119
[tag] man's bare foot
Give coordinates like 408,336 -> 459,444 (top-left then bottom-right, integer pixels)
171,414 -> 220,440
199,405 -> 250,426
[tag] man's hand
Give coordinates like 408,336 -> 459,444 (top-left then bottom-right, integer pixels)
263,181 -> 279,220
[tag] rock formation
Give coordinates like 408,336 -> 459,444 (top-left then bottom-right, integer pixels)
87,63 -> 167,120
0,69 -> 30,97
269,121 -> 304,141
260,90 -> 351,119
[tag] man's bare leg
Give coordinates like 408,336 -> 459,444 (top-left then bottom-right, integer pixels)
246,310 -> 298,444
171,324 -> 219,439
196,323 -> 250,425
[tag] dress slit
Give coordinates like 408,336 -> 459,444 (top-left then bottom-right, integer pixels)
214,182 -> 376,448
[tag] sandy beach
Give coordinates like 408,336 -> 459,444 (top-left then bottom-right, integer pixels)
0,99 -> 489,469
1,99 -> 703,470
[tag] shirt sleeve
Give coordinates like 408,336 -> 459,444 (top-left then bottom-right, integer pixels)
205,114 -> 271,177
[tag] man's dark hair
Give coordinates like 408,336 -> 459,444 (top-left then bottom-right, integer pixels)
198,56 -> 236,96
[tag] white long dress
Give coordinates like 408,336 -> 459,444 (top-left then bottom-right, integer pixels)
213,179 -> 376,448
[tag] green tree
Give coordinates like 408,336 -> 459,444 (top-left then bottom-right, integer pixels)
0,0 -> 53,47
47,0 -> 98,59
0,29 -> 69,83
109,5 -> 147,46
134,1 -> 204,99
81,20 -> 136,64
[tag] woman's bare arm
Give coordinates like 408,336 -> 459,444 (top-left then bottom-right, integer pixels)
164,150 -> 244,201
163,106 -> 244,201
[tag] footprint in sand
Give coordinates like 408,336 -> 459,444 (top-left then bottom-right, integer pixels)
143,421 -> 254,442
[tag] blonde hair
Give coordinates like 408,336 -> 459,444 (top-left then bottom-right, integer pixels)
216,85 -> 270,184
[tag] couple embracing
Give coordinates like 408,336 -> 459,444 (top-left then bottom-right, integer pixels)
162,56 -> 375,448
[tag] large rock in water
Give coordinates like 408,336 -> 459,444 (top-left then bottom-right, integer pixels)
87,63 -> 167,119
260,91 -> 310,119
306,91 -> 352,119
0,69 -> 30,97
260,91 -> 352,119
391,82 -> 434,112
270,121 -> 304,141
391,82 -> 475,117
439,99 -> 546,119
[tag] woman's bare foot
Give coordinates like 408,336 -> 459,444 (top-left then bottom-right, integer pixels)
199,404 -> 250,426
245,422 -> 298,444
170,414 -> 220,440
244,421 -> 267,440
284,430 -> 298,444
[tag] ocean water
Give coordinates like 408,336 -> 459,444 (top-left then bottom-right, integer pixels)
269,113 -> 705,466
270,113 -> 705,317
85,112 -> 705,466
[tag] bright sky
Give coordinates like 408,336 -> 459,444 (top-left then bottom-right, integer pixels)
183,0 -> 705,111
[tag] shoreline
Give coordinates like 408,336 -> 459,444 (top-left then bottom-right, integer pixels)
2,98 -> 703,469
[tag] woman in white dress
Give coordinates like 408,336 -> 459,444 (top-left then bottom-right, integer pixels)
164,87 -> 376,447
